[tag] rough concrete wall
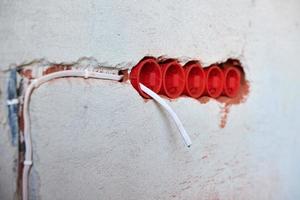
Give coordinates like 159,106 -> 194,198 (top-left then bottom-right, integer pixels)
1,0 -> 300,199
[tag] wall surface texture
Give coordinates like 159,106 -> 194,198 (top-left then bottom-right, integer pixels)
1,0 -> 300,199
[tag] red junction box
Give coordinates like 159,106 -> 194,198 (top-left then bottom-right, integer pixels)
184,61 -> 206,98
223,66 -> 241,97
130,57 -> 162,98
160,59 -> 185,98
205,65 -> 224,98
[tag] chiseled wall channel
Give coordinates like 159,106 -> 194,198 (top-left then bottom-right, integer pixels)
0,0 -> 300,199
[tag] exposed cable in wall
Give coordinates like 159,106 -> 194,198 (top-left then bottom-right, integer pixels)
22,70 -> 123,200
140,83 -> 192,147
21,70 -> 191,200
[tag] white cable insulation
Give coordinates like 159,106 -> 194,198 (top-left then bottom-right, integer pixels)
22,70 -> 123,200
140,83 -> 192,148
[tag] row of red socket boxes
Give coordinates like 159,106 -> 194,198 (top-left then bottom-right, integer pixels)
130,57 -> 241,99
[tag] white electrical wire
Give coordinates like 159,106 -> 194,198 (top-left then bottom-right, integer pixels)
22,70 -> 123,200
22,70 -> 191,200
140,83 -> 192,148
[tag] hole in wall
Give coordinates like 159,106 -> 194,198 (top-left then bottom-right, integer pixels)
130,56 -> 250,128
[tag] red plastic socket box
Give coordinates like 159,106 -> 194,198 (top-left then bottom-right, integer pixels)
183,61 -> 205,98
159,59 -> 185,98
223,66 -> 241,97
130,57 -> 162,98
130,57 -> 242,99
205,65 -> 224,98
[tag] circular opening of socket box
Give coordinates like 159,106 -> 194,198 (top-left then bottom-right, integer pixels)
224,67 -> 241,97
185,62 -> 205,98
130,58 -> 162,98
161,62 -> 185,98
206,66 -> 224,98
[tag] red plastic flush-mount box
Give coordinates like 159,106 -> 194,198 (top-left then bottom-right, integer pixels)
184,61 -> 206,98
130,57 -> 243,100
130,57 -> 162,98
205,65 -> 224,98
223,66 -> 241,97
160,59 -> 185,98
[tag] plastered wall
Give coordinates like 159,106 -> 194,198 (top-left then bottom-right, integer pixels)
0,0 -> 300,199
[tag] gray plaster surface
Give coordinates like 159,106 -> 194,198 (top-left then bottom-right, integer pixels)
0,0 -> 300,199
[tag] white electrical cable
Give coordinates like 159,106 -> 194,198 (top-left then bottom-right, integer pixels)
140,83 -> 192,148
22,70 -> 191,200
22,70 -> 123,200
